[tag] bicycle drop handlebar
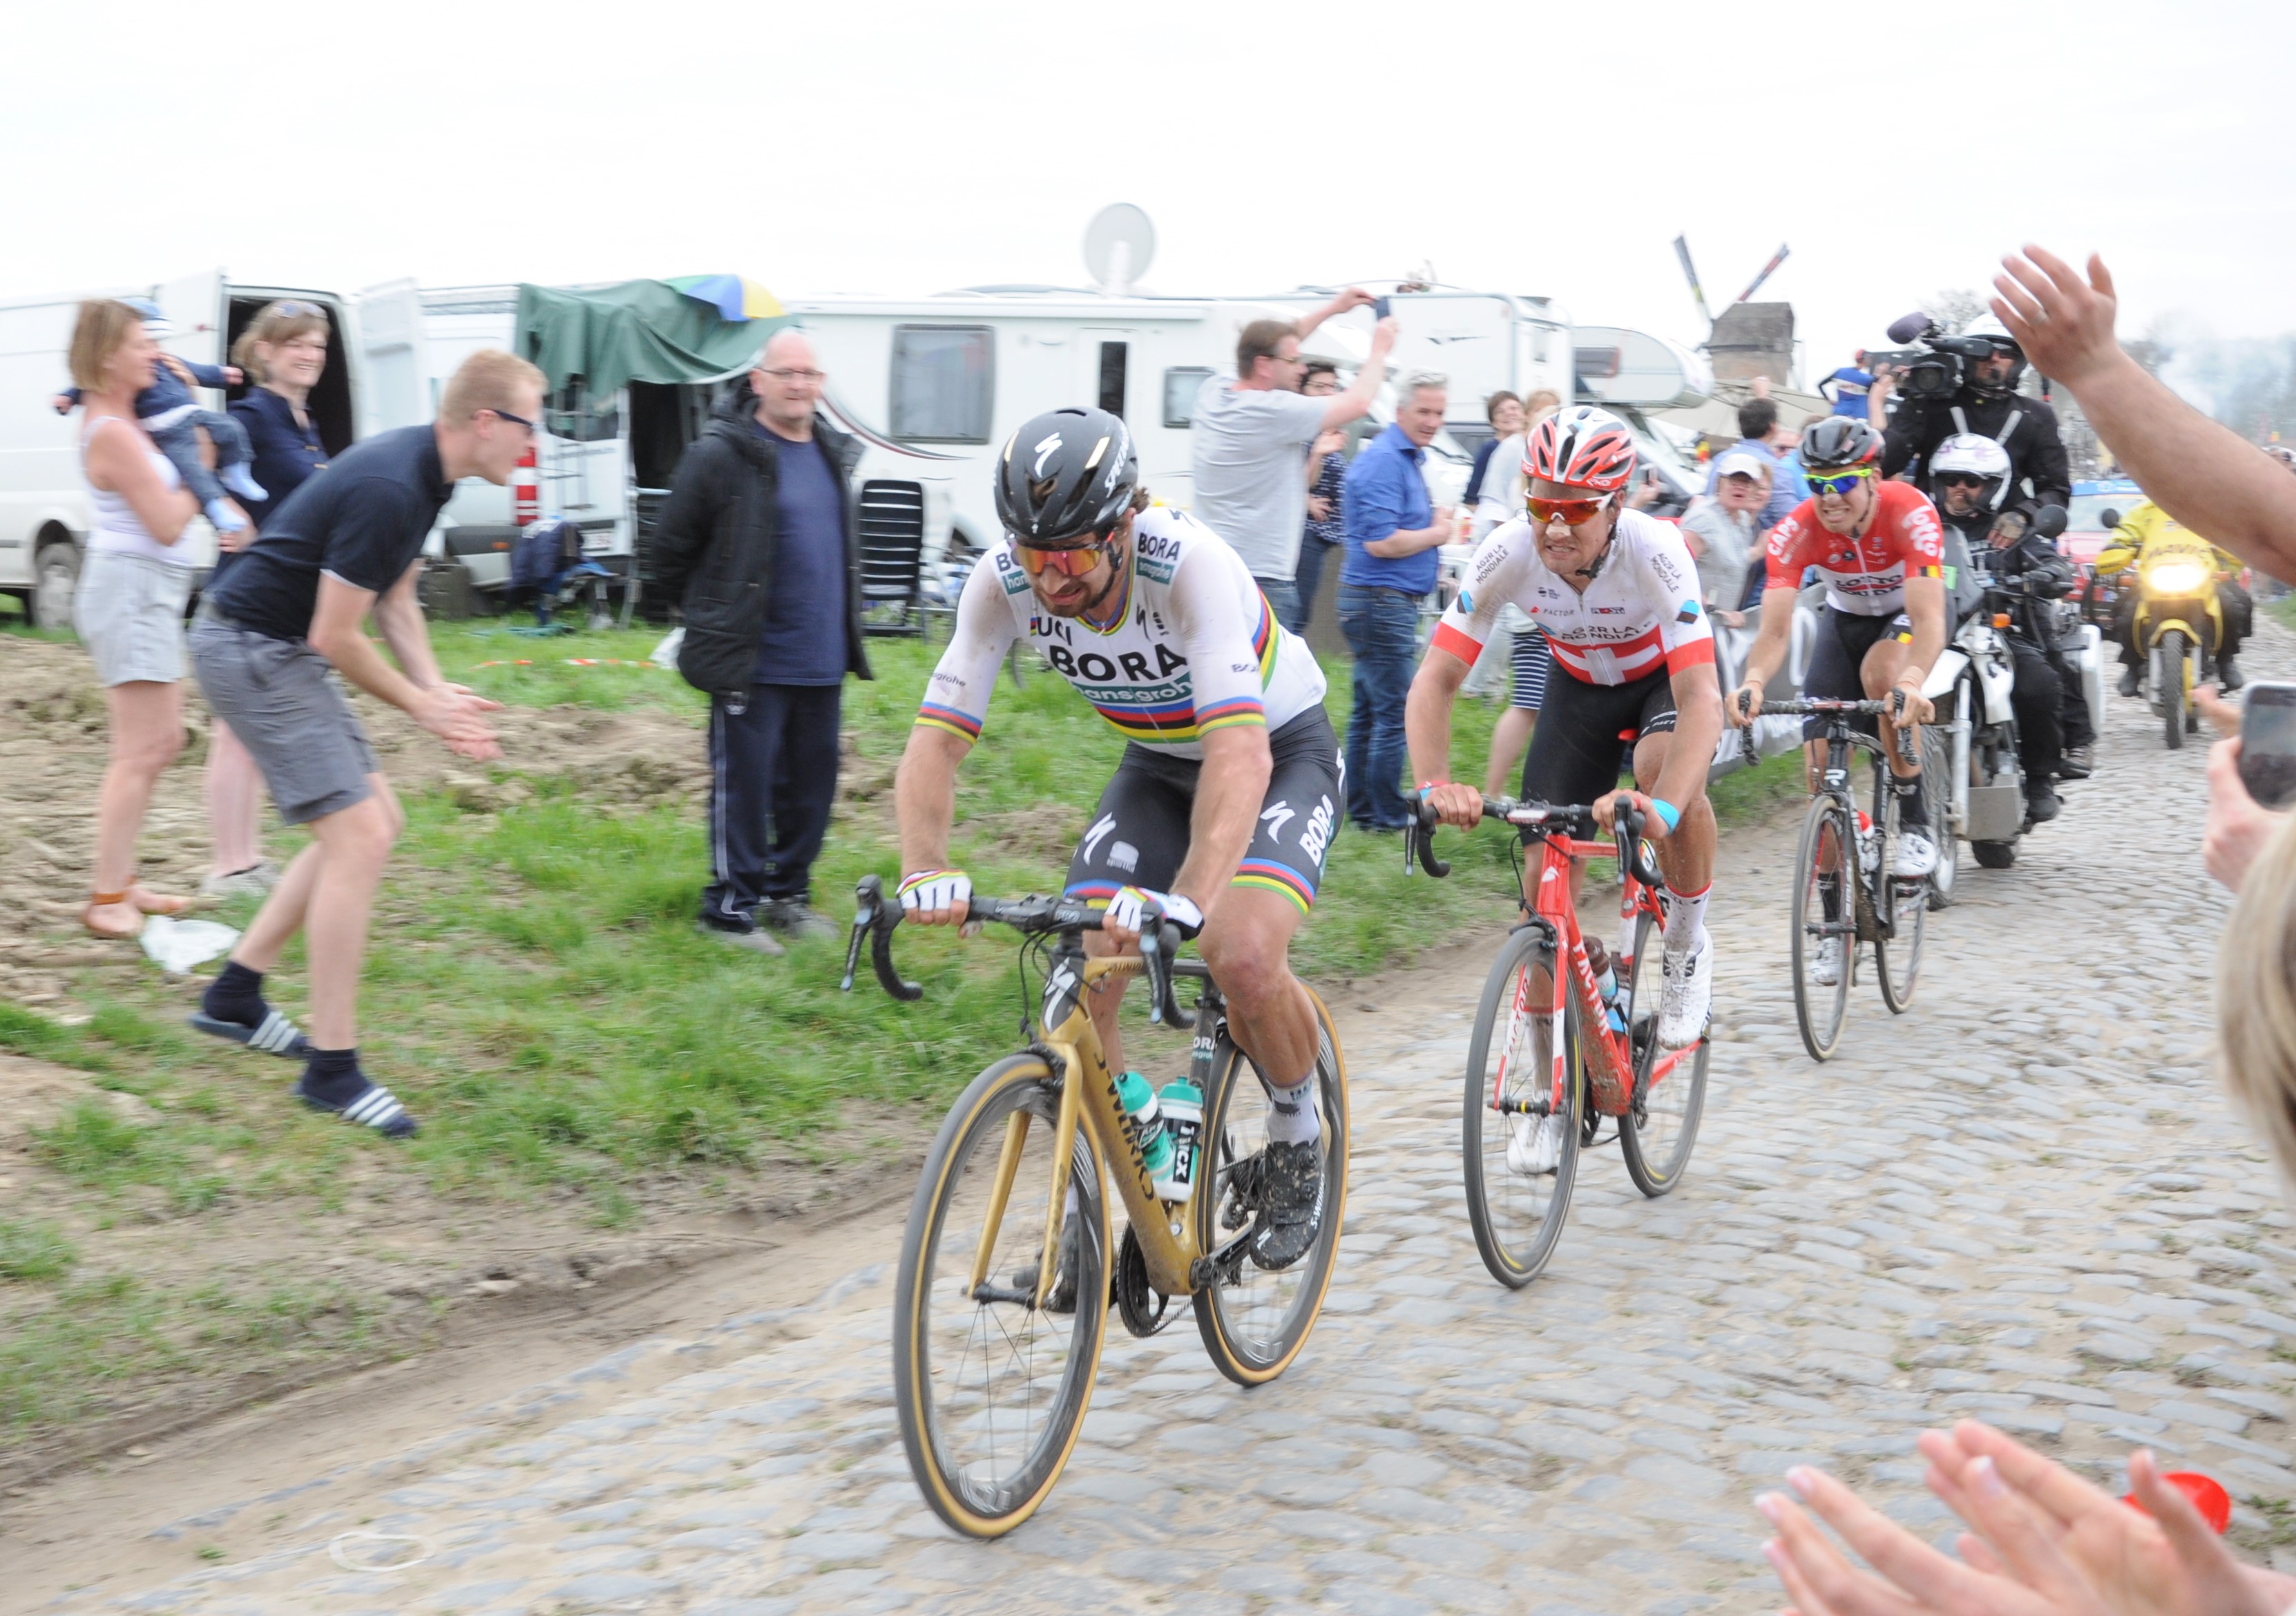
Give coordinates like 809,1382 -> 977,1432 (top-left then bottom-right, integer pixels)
1405,795 -> 1665,892
1737,693 -> 1920,767
839,874 -> 1195,1029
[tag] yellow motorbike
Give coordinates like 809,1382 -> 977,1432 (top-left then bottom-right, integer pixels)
2122,529 -> 2227,750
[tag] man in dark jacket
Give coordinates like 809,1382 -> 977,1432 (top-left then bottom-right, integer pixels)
652,330 -> 872,952
1875,317 -> 2072,528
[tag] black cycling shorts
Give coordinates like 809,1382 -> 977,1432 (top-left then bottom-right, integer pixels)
1801,605 -> 1910,741
1520,667 -> 1677,808
1064,707 -> 1342,915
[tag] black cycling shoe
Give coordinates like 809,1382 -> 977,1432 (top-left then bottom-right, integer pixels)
2221,655 -> 2246,692
1248,1140 -> 1325,1271
2118,665 -> 2141,698
2026,781 -> 2061,824
1011,1214 -> 1080,1314
2056,745 -> 2094,781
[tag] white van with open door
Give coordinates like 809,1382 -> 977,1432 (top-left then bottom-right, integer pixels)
0,269 -> 367,627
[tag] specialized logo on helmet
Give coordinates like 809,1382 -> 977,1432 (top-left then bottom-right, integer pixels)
1031,433 -> 1064,479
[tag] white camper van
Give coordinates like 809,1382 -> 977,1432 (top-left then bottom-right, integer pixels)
0,271 -> 367,626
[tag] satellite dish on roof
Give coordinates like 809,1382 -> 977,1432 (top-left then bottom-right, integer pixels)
1084,204 -> 1156,295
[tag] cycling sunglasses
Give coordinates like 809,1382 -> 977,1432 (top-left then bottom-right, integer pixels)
1526,491 -> 1615,526
1808,465 -> 1879,497
1013,536 -> 1112,577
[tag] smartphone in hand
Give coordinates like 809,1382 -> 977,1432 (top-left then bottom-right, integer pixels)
2241,682 -> 2296,808
1372,296 -> 1392,321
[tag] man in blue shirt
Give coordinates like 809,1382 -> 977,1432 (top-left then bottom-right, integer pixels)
1339,374 -> 1453,831
653,330 -> 872,952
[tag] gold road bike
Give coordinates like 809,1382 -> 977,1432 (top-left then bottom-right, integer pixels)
842,875 -> 1350,1537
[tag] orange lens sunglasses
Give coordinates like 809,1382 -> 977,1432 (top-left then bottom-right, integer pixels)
1013,538 -> 1110,577
1527,492 -> 1614,526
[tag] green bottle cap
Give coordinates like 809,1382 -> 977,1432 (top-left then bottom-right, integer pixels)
1116,1070 -> 1154,1115
1158,1079 -> 1202,1107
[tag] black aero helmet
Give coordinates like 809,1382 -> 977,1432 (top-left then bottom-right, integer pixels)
1799,415 -> 1884,472
995,407 -> 1138,546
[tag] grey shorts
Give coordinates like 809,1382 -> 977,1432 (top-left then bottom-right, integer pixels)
189,609 -> 377,825
75,549 -> 192,686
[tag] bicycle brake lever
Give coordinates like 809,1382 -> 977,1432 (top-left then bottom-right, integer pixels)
1408,797 -> 1451,880
870,893 -> 923,1003
1138,912 -> 1195,1029
841,875 -> 881,992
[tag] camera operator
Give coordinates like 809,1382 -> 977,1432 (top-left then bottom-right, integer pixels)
1873,314 -> 2089,772
1931,435 -> 2085,822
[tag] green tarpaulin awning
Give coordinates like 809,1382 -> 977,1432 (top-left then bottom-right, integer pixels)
515,279 -> 788,395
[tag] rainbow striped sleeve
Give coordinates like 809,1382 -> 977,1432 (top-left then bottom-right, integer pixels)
1196,694 -> 1266,734
915,702 -> 984,741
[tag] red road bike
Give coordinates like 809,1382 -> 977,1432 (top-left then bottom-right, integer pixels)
1406,796 -> 1710,1288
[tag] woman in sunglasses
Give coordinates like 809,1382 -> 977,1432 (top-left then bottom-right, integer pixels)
1728,418 -> 1947,979
1408,405 -> 1728,1065
894,406 -> 1341,1271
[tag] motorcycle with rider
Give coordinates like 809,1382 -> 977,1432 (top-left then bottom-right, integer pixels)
2095,500 -> 2250,748
1871,312 -> 2096,779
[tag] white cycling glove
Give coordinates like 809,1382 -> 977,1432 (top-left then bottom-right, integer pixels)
896,868 -> 971,916
1106,886 -> 1204,940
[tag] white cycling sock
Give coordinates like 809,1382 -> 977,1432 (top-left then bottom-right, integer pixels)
1264,1073 -> 1321,1146
1664,883 -> 1710,956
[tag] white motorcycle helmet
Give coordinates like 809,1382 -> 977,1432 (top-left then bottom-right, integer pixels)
1929,432 -> 2012,515
1961,312 -> 2029,395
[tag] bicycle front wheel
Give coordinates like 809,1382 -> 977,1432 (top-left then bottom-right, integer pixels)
1791,793 -> 1854,1062
1192,989 -> 1350,1386
1875,772 -> 1926,1015
1461,925 -> 1582,1287
893,1054 -> 1109,1538
1617,909 -> 1707,1195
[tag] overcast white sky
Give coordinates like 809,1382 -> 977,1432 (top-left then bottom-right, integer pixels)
7,0 -> 2293,390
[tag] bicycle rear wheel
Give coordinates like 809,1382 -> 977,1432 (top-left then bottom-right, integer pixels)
1192,989 -> 1349,1386
1875,771 -> 1925,1016
1792,793 -> 1854,1062
893,1054 -> 1109,1538
1461,925 -> 1582,1287
1616,909 -> 1707,1195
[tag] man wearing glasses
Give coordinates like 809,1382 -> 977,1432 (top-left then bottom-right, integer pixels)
1728,418 -> 1948,983
185,350 -> 542,1138
1408,406 -> 1727,1070
1190,292 -> 1398,631
896,407 -> 1341,1275
653,329 -> 872,953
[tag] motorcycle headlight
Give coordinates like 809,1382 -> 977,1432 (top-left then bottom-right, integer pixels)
2145,560 -> 2208,594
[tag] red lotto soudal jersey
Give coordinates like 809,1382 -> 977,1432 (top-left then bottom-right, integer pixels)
1763,479 -> 1946,616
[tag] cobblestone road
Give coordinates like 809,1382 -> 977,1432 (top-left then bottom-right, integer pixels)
41,632 -> 2296,1616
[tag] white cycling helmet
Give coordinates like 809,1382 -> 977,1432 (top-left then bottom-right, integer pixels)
1929,432 -> 2012,513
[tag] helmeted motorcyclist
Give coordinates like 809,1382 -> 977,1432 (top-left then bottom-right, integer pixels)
2096,501 -> 2250,695
1930,434 -> 2081,824
1874,314 -> 2081,768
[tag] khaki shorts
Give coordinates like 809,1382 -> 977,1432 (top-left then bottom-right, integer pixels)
189,608 -> 377,825
75,549 -> 192,687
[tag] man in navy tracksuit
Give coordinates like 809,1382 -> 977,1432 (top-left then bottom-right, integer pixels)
652,330 -> 872,953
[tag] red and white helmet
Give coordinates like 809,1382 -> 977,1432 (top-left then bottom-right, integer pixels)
1524,405 -> 1637,493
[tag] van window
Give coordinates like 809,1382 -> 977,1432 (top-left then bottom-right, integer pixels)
891,325 -> 994,443
1098,341 -> 1127,419
1163,367 -> 1215,429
